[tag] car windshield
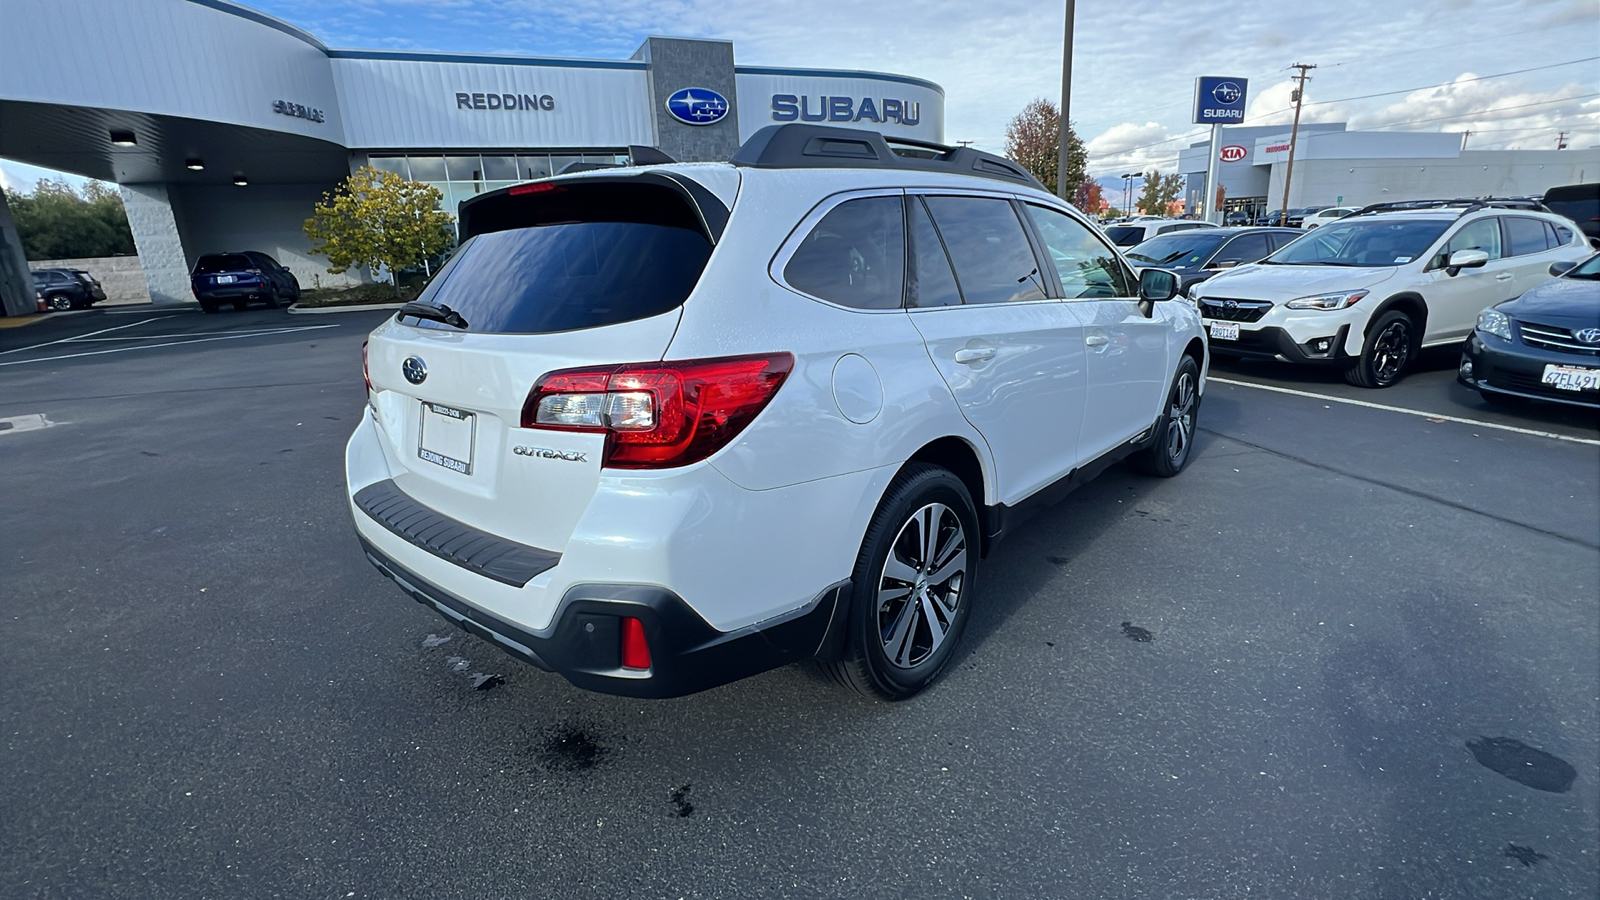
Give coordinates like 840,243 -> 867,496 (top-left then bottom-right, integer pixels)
1564,254 -> 1600,280
1262,218 -> 1451,267
1125,232 -> 1230,265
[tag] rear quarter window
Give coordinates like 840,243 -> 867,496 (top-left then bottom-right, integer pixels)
783,196 -> 905,309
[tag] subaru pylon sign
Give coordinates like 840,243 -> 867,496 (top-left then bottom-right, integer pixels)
666,87 -> 730,126
1193,76 -> 1248,124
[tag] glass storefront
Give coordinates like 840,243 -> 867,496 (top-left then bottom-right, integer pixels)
366,151 -> 630,223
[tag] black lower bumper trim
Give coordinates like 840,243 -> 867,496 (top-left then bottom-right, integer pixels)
359,537 -> 846,698
354,479 -> 559,587
1208,323 -> 1351,365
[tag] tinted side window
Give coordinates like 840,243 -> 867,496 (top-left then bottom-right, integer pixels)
1553,223 -> 1575,245
1446,218 -> 1503,260
907,198 -> 962,308
1215,233 -> 1271,265
1504,217 -> 1553,256
784,196 -> 905,310
1023,204 -> 1135,298
922,196 -> 1046,305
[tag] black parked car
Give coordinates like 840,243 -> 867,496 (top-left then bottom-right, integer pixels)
1459,253 -> 1600,409
191,251 -> 301,312
1543,182 -> 1599,248
1124,226 -> 1303,296
31,268 -> 106,311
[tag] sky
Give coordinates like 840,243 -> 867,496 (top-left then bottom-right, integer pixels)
3,0 -> 1597,194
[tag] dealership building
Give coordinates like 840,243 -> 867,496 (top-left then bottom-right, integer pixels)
1179,123 -> 1599,219
0,0 -> 945,316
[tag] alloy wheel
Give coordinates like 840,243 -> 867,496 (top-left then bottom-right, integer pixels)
1166,370 -> 1196,463
1372,320 -> 1411,382
877,502 -> 967,669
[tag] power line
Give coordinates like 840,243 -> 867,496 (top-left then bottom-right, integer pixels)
1299,56 -> 1599,108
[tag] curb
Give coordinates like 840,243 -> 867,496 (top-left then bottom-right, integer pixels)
287,301 -> 406,315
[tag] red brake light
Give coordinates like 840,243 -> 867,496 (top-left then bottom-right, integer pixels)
522,353 -> 793,469
620,616 -> 651,670
509,182 -> 563,196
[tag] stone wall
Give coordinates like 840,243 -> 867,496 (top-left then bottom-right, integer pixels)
29,256 -> 151,305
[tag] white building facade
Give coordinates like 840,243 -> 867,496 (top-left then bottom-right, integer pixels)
0,0 -> 945,313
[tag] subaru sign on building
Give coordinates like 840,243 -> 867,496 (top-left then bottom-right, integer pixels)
0,0 -> 944,315
1193,76 -> 1249,124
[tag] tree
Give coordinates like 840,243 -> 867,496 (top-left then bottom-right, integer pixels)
1134,169 -> 1185,216
1003,98 -> 1087,200
303,166 -> 455,292
4,178 -> 135,260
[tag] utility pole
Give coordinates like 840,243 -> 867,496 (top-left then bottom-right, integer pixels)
1056,0 -> 1076,200
1556,130 -> 1569,150
1279,62 -> 1315,226
1460,130 -> 1472,150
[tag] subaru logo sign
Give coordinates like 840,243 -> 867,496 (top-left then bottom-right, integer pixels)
402,356 -> 427,385
1193,76 -> 1249,124
1575,327 -> 1600,345
1212,82 -> 1243,105
666,88 -> 729,126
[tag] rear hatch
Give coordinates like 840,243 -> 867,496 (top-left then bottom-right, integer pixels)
363,172 -> 733,555
192,254 -> 261,291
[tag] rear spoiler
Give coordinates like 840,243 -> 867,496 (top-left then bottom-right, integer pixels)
457,169 -> 731,246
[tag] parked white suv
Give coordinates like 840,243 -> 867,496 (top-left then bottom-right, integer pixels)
1191,200 -> 1592,387
347,125 -> 1207,700
1104,218 -> 1217,248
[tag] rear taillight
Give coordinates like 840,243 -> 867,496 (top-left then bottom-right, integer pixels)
361,341 -> 372,394
620,617 -> 651,670
522,353 -> 793,469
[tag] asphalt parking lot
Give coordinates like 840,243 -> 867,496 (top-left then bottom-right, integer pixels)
2,307 -> 1597,899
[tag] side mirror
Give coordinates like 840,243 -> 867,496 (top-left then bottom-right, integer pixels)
1138,268 -> 1178,316
1447,249 -> 1489,273
1211,259 -> 1240,270
1550,259 -> 1577,277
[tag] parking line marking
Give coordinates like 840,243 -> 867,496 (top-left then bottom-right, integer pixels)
65,328 -> 325,342
1209,376 -> 1600,447
0,324 -> 339,368
0,315 -> 179,356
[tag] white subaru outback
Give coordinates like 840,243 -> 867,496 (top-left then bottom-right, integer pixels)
347,125 -> 1207,700
1191,200 -> 1591,387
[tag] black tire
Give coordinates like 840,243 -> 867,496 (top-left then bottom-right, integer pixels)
823,463 -> 979,701
262,286 -> 280,309
199,299 -> 219,314
1345,310 -> 1416,388
1128,355 -> 1201,477
47,294 -> 72,311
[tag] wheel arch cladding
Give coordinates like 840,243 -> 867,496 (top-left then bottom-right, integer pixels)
1367,292 -> 1427,336
1183,336 -> 1206,369
905,436 -> 987,547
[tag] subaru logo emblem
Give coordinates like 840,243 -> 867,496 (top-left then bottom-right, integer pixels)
1575,327 -> 1600,345
666,87 -> 729,126
1212,81 -> 1243,105
402,356 -> 427,385
1222,299 -> 1239,310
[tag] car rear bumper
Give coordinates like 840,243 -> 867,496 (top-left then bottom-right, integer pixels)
193,283 -> 267,299
358,535 -> 845,698
1459,332 -> 1600,409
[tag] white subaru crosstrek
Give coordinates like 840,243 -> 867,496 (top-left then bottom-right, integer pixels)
347,124 -> 1207,700
1191,200 -> 1592,387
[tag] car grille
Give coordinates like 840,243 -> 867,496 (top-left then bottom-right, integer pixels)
1198,298 -> 1273,323
1518,321 -> 1600,356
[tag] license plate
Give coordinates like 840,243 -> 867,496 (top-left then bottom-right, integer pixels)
1209,321 -> 1240,341
417,402 -> 476,474
215,275 -> 235,284
1541,364 -> 1600,392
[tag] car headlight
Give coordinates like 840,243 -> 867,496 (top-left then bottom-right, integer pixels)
1476,308 -> 1513,341
1285,290 -> 1368,310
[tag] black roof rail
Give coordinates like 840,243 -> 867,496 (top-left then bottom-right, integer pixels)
1349,197 -> 1551,218
731,124 -> 1047,192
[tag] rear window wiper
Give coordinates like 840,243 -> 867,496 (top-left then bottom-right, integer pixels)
397,301 -> 469,329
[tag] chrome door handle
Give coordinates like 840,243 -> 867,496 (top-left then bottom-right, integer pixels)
1085,334 -> 1110,348
954,348 -> 995,364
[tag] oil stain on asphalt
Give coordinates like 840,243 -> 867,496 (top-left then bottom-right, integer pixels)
670,783 -> 695,817
539,726 -> 610,772
1120,622 -> 1154,642
1504,844 -> 1548,867
1466,736 -> 1576,793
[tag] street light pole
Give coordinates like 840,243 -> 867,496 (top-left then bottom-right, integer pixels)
1056,0 -> 1076,200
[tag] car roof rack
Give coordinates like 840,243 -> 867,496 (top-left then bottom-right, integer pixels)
1348,197 -> 1551,218
731,124 -> 1047,192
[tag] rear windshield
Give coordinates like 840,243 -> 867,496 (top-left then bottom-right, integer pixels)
1104,226 -> 1143,246
403,182 -> 713,334
194,254 -> 253,274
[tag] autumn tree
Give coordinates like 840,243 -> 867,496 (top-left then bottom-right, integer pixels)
1003,98 -> 1087,199
303,166 -> 455,292
1134,169 -> 1185,216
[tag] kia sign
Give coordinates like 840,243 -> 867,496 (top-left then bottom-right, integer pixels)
1219,144 -> 1247,162
1193,76 -> 1248,124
